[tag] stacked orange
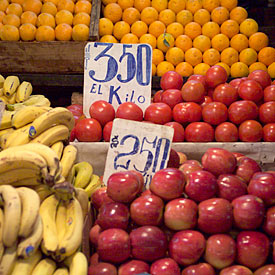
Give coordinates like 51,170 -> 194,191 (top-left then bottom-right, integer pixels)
0,0 -> 92,41
100,0 -> 275,78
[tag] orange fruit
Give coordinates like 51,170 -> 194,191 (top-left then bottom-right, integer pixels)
220,0 -> 237,11
19,22 -> 36,40
11,0 -> 24,5
139,33 -> 157,48
57,0 -> 74,13
175,34 -> 192,52
130,20 -> 147,38
239,18 -> 258,37
0,0 -> 9,12
22,0 -> 42,14
21,11 -> 37,25
203,48 -> 220,65
166,22 -> 184,39
6,3 -> 22,17
186,0 -> 203,14
230,61 -> 249,77
74,0 -> 91,13
152,48 -> 164,65
117,0 -> 134,10
194,63 -> 210,75
104,3 -> 122,23
152,63 -> 157,76
201,21 -> 220,39
120,32 -> 138,43
99,17 -> 113,36
165,46 -> 184,66
159,9 -> 176,26
211,33 -> 229,52
0,24 -> 19,40
249,32 -> 269,52
239,48 -> 258,66
230,33 -> 249,52
55,10 -> 73,25
267,62 -> 275,78
185,47 -> 203,66
168,0 -> 185,14
176,9 -> 193,26
122,7 -> 140,25
0,11 -> 4,23
35,25 -> 55,41
157,61 -> 174,76
193,34 -> 211,52
41,2 -> 57,16
230,6 -> 247,24
193,8 -> 210,26
73,12 -> 90,26
134,0 -> 150,12
157,32 -> 175,52
184,21 -> 201,40
72,23 -> 89,40
211,6 -> 229,25
202,0 -> 220,12
55,23 -> 72,40
113,20 -> 130,40
149,20 -> 165,38
151,0 -> 168,12
102,0 -> 117,5
220,19 -> 239,39
220,47 -> 238,66
215,62 -> 230,76
37,12 -> 55,28
44,0 -> 58,5
175,61 -> 193,76
249,62 -> 267,73
100,34 -> 118,42
140,7 -> 158,25
258,47 -> 275,66
2,14 -> 20,27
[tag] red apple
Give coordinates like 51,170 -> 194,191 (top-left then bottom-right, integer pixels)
238,79 -> 264,103
213,83 -> 239,106
254,265 -> 275,275
182,263 -> 216,275
248,70 -> 272,89
237,231 -> 269,270
169,230 -> 206,266
188,74 -> 207,89
264,85 -> 275,102
220,265 -> 253,275
164,121 -> 184,142
89,224 -> 102,247
130,193 -> 164,226
204,234 -> 236,269
263,206 -> 275,237
167,148 -> 180,168
150,258 -> 181,275
118,260 -> 150,275
179,162 -> 203,182
89,100 -> 115,126
215,122 -> 239,142
205,65 -> 228,88
160,71 -> 183,90
273,241 -> 275,263
97,229 -> 131,264
153,90 -> 163,102
164,198 -> 197,231
150,168 -> 185,200
229,78 -> 246,90
161,89 -> 184,109
129,170 -> 144,193
198,198 -> 233,234
88,263 -> 117,275
90,253 -> 100,266
91,187 -> 114,210
263,123 -> 275,141
181,80 -> 206,103
259,101 -> 275,124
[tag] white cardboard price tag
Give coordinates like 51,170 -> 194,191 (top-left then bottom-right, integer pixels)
83,42 -> 152,117
103,118 -> 174,189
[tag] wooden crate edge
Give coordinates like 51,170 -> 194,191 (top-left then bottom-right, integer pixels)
89,0 -> 101,41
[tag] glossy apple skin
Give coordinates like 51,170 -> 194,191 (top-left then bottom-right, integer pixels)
130,194 -> 164,226
130,226 -> 168,262
91,187 -> 115,210
179,162 -> 203,182
215,122 -> 239,142
88,262 -> 117,275
150,168 -> 185,200
254,265 -> 275,275
97,229 -> 131,264
259,101 -> 275,124
160,71 -> 183,90
185,170 -> 217,202
167,148 -> 180,168
198,198 -> 233,234
263,206 -> 275,237
169,230 -> 206,266
118,260 -> 150,275
237,231 -> 270,270
150,258 -> 181,275
89,224 -> 102,247
248,172 -> 275,206
232,195 -> 265,230
264,85 -> 275,102
217,174 -> 247,202
248,70 -> 272,89
204,234 -> 236,269
181,263 -> 216,275
184,122 -> 215,142
164,198 -> 197,231
220,265 -> 253,275
202,148 -> 237,177
205,65 -> 228,88
263,123 -> 275,141
107,171 -> 140,203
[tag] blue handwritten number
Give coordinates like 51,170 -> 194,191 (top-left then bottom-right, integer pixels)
117,45 -> 136,83
136,44 -> 151,86
89,43 -> 118,83
152,138 -> 171,172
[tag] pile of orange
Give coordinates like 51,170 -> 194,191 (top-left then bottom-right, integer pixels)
100,0 -> 275,78
0,0 -> 92,41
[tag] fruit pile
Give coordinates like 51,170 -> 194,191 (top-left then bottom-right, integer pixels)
0,0 -> 92,41
88,147 -> 275,274
99,0 -> 275,78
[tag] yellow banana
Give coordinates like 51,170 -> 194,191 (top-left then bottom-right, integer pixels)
3,76 -> 20,97
0,168 -> 40,185
0,96 -> 8,104
75,188 -> 89,220
53,268 -> 69,275
0,127 -> 14,139
60,145 -> 77,179
0,243 -> 17,275
64,252 -> 88,275
15,81 -> 32,103
7,92 -> 17,104
0,88 -> 3,96
84,174 -> 101,198
56,201 -> 67,243
72,161 -> 93,189
31,258 -> 56,275
0,185 -> 21,247
33,184 -> 53,202
51,141 -> 64,160
11,176 -> 42,187
0,208 -> 4,262
0,110 -> 15,130
0,74 -> 4,88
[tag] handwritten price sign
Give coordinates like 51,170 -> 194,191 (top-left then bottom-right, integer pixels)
83,42 -> 152,117
103,119 -> 174,188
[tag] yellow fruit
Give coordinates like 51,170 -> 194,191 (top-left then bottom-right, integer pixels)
184,21 -> 201,40
148,20 -> 166,38
175,61 -> 194,77
99,17 -> 113,36
120,32 -> 138,43
20,11 -> 37,25
186,0 -> 202,14
175,34 -> 192,52
0,24 -> 19,40
185,47 -> 203,66
215,62 -> 230,76
211,6 -> 229,25
168,0 -> 185,14
157,61 -> 174,76
117,0 -> 134,10
194,63 -> 210,75
267,62 -> 275,78
103,3 -> 122,23
37,12 -> 56,28
166,22 -> 184,39
249,62 -> 267,72
140,7 -> 158,25
230,33 -> 249,52
220,0 -> 237,11
22,0 -> 42,14
35,25 -> 55,41
239,48 -> 257,66
193,8 -> 210,26
0,11 -> 4,23
0,0 -> 9,12
139,33 -> 157,49
71,23 -> 89,41
100,34 -> 118,42
202,0 -> 220,12
6,3 -> 22,16
211,33 -> 229,52
41,2 -> 57,16
74,0 -> 92,13
231,61 -> 249,78
152,63 -> 157,76
220,19 -> 239,39
230,6 -> 247,24
249,32 -> 269,52
202,21 -> 220,39
151,0 -> 167,12
193,34 -> 211,52
113,20 -> 130,40
157,32 -> 175,52
220,47 -> 238,66
239,18 -> 258,37
19,22 -> 36,40
55,9 -> 73,25
152,48 -> 164,65
159,8 -> 176,26
44,0 -> 58,5
134,0 -> 150,12
2,14 -> 20,27
165,46 -> 184,66
73,12 -> 91,26
203,48 -> 220,65
55,22 -> 72,40
176,9 -> 193,26
130,20 -> 147,38
258,47 -> 275,66
122,7 -> 140,25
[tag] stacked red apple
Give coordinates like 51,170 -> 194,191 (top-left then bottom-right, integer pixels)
88,148 -> 275,275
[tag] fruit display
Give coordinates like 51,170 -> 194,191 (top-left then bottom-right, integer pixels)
88,147 -> 275,274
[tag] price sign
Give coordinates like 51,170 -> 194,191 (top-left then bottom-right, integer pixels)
103,119 -> 174,189
83,42 -> 152,117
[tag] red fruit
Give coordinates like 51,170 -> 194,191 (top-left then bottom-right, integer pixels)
91,187 -> 114,210
75,118 -> 102,142
185,122 -> 214,142
69,127 -> 76,142
263,85 -> 275,102
144,102 -> 172,124
118,260 -> 150,275
129,170 -> 144,193
263,206 -> 275,238
263,123 -> 275,141
205,65 -> 228,88
88,263 -> 117,275
239,120 -> 263,142
160,71 -> 183,90
89,100 -> 115,126
161,89 -> 183,109
116,102 -> 143,121
188,74 -> 207,89
215,122 -> 239,142
89,253 -> 99,266
202,101 -> 228,125
153,90 -> 163,102
89,224 -> 102,247
220,265 -> 253,275
213,83 -> 239,106
150,258 -> 181,275
179,162 -> 203,182
238,79 -> 263,103
229,78 -> 246,90
164,121 -> 184,142
259,101 -> 275,124
67,104 -> 83,116
173,102 -> 202,124
200,95 -> 213,107
182,263 -> 215,275
181,80 -> 206,103
103,120 -> 113,142
248,69 -> 272,89
254,265 -> 275,275
167,148 -> 180,168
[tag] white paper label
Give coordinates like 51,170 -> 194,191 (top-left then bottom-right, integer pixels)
83,42 -> 152,117
103,119 -> 174,188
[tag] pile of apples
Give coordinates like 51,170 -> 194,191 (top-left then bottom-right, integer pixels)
88,147 -> 275,275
